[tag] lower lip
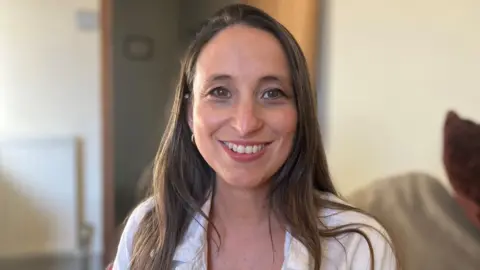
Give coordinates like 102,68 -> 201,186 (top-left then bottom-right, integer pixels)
220,142 -> 267,162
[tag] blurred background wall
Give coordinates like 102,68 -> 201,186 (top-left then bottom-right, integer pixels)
112,0 -> 181,228
325,0 -> 480,195
0,0 -> 103,257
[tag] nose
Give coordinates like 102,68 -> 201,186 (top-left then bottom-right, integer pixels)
231,99 -> 263,136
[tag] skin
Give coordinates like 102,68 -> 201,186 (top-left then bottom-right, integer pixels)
188,24 -> 297,269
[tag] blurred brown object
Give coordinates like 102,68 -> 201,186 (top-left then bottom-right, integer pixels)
443,110 -> 480,204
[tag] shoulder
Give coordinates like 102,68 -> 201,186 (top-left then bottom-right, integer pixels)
318,192 -> 398,269
113,197 -> 155,270
346,172 -> 451,239
348,172 -> 447,209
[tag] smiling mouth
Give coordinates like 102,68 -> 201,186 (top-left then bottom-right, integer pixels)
221,141 -> 270,154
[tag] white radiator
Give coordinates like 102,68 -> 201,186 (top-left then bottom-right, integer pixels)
0,137 -> 80,258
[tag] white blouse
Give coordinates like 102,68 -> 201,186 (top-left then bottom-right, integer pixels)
113,193 -> 397,270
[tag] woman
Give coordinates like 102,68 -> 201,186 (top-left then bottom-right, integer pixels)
114,4 -> 397,270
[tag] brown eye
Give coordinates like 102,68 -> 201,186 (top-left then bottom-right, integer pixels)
262,88 -> 284,100
209,87 -> 231,99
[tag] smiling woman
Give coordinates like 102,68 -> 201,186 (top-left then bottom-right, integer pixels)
113,4 -> 398,270
190,24 -> 297,190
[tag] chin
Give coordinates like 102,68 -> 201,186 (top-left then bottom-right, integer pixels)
217,171 -> 270,190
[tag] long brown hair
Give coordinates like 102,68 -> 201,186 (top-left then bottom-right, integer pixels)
131,4 -> 394,269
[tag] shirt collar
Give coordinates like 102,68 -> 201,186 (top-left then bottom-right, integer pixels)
172,196 -> 211,264
171,194 -> 312,269
283,236 -> 313,269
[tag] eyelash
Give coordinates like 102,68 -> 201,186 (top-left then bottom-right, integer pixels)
207,87 -> 287,100
208,87 -> 231,99
261,88 -> 286,100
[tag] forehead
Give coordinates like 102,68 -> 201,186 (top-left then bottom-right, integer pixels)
194,24 -> 290,82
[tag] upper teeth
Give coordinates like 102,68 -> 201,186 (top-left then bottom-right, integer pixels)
223,142 -> 265,154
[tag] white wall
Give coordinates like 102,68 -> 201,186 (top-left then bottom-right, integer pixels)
0,138 -> 80,257
326,0 -> 480,195
0,0 -> 103,254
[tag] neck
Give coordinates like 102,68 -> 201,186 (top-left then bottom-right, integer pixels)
211,179 -> 275,229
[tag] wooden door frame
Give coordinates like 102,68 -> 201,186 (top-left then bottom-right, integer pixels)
243,0 -> 320,87
101,0 -> 115,265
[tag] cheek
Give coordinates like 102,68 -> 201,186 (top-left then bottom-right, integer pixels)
269,106 -> 297,137
192,102 -> 227,137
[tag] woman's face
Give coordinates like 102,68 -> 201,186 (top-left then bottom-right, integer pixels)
190,24 -> 297,189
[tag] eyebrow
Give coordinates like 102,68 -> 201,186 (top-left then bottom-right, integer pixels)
207,74 -> 232,83
206,74 -> 287,84
260,75 -> 284,84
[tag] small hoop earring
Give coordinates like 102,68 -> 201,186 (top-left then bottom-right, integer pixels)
191,134 -> 195,144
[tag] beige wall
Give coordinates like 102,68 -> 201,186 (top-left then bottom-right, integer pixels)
0,0 -> 103,254
326,0 -> 480,195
